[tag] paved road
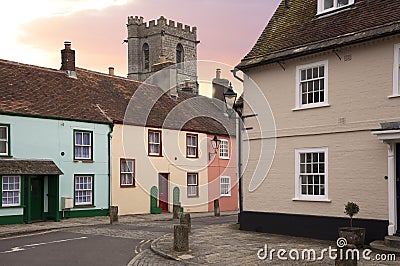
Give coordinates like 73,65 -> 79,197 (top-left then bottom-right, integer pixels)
0,215 -> 236,266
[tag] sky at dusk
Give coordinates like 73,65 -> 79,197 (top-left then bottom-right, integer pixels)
0,0 -> 281,77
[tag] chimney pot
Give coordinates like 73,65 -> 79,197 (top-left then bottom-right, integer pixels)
216,68 -> 221,79
64,41 -> 71,50
108,67 -> 115,76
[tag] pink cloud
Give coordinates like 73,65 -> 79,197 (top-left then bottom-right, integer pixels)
18,0 -> 281,76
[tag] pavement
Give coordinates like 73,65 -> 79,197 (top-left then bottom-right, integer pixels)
1,211 -> 399,265
0,211 -> 237,238
147,223 -> 400,265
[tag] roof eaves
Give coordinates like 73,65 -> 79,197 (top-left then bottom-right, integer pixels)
0,110 -> 112,125
238,21 -> 400,70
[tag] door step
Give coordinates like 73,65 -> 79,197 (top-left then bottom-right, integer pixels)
370,236 -> 400,255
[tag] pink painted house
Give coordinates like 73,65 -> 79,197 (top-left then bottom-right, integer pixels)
207,134 -> 238,212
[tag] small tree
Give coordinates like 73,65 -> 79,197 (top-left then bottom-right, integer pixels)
344,202 -> 359,228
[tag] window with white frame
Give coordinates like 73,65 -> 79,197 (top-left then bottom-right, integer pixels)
186,134 -> 198,158
120,159 -> 135,186
74,175 -> 93,205
317,0 -> 354,14
393,44 -> 400,97
296,61 -> 328,109
0,125 -> 9,156
187,173 -> 198,197
220,176 -> 231,196
295,148 -> 328,201
74,130 -> 92,160
148,130 -> 161,156
2,176 -> 21,207
219,139 -> 229,159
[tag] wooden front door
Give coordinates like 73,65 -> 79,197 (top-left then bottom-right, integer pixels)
158,174 -> 169,212
30,176 -> 44,221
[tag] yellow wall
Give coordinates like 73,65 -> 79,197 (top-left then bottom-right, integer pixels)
111,124 -> 209,215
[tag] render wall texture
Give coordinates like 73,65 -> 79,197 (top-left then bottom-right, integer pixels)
242,36 -> 400,220
207,134 -> 238,212
0,114 -> 110,217
111,124 -> 209,215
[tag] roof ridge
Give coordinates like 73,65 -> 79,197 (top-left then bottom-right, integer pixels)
76,67 -> 143,85
0,58 -> 144,86
0,58 -> 62,74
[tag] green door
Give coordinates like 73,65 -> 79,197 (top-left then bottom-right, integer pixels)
30,176 -> 44,221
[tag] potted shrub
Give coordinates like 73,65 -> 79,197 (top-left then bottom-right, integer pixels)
338,202 -> 366,248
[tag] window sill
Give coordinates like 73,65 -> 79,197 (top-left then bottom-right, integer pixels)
0,205 -> 24,209
220,194 -> 231,197
292,198 -> 331,203
0,155 -> 12,158
186,156 -> 199,159
74,160 -> 94,163
187,195 -> 199,198
120,184 -> 136,188
219,157 -> 230,160
148,154 -> 163,157
73,205 -> 96,209
316,4 -> 354,17
292,103 -> 330,111
388,94 -> 400,99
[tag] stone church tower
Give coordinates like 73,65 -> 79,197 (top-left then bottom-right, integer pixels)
127,16 -> 198,93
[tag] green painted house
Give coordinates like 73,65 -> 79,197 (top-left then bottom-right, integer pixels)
0,42 -> 119,224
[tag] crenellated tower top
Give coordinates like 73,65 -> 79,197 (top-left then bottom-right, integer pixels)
127,16 -> 197,36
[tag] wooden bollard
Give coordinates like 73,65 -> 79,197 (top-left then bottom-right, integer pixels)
214,199 -> 220,217
110,206 -> 118,224
173,202 -> 181,219
180,213 -> 191,233
173,224 -> 189,252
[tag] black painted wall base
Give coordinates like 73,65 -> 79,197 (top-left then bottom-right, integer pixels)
240,211 -> 388,244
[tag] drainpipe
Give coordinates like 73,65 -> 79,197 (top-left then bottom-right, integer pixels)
107,123 -> 114,214
231,68 -> 244,224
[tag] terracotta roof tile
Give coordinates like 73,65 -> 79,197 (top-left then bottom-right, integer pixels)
0,59 -> 233,136
238,0 -> 400,69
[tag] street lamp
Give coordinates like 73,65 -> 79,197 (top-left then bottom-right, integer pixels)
223,83 -> 237,118
208,134 -> 221,161
223,84 -> 244,224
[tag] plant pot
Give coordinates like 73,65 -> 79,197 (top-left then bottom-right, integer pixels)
338,227 -> 366,248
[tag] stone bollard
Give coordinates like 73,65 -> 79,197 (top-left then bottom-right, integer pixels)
173,202 -> 181,219
110,205 -> 118,224
180,213 -> 191,233
214,199 -> 220,217
173,224 -> 189,252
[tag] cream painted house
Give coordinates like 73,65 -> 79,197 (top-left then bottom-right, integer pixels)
112,124 -> 211,214
110,91 -> 235,215
237,0 -> 400,244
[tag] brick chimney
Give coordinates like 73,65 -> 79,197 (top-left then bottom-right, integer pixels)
108,67 -> 115,76
61,41 -> 75,71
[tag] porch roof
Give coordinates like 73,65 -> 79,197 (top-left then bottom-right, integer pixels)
0,159 -> 63,175
372,122 -> 400,142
